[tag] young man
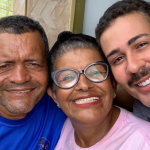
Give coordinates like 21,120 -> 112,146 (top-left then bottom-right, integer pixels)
95,0 -> 150,121
0,15 -> 66,150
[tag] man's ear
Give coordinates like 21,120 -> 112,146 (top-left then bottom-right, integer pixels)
47,87 -> 58,104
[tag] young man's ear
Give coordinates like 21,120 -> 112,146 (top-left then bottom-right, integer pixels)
47,87 -> 57,104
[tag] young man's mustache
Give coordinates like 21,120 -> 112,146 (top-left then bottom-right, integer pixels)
128,67 -> 150,87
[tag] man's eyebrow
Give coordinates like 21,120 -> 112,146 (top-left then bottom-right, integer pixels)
128,33 -> 150,45
106,48 -> 120,59
24,59 -> 37,63
24,59 -> 35,61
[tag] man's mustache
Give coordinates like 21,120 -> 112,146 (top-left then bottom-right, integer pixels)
128,67 -> 150,87
0,82 -> 41,90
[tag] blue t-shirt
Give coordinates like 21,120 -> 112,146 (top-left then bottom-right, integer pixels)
0,93 -> 66,150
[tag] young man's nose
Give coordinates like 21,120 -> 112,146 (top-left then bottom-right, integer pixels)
126,53 -> 145,74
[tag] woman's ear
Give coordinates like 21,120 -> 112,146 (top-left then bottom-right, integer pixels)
47,87 -> 58,104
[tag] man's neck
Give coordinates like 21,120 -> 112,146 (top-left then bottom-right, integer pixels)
0,105 -> 27,120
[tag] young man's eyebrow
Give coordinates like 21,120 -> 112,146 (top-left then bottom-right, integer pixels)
128,33 -> 150,45
106,48 -> 120,59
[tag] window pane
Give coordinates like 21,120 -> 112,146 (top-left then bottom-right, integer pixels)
0,0 -> 13,18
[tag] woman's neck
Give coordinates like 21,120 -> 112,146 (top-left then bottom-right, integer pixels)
72,106 -> 120,148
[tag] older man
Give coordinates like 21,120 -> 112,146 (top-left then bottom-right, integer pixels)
0,15 -> 66,150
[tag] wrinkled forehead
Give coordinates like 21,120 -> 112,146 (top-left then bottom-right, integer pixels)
54,48 -> 104,68
0,32 -> 46,59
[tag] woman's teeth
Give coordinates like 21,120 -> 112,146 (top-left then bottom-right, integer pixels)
75,97 -> 99,104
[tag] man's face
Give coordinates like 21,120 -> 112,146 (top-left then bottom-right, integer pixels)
0,31 -> 48,119
100,12 -> 150,107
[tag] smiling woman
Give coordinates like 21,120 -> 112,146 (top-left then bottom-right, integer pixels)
47,31 -> 150,150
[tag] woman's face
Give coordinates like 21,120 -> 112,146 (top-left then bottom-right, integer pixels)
48,48 -> 115,124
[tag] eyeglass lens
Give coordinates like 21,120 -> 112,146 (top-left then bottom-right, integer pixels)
54,63 -> 108,88
85,64 -> 107,82
55,70 -> 78,88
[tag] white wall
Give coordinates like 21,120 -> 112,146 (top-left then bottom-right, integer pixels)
82,0 -> 150,37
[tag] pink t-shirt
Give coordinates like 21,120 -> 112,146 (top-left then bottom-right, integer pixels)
55,107 -> 150,150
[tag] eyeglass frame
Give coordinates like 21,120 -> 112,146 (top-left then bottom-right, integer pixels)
51,61 -> 110,89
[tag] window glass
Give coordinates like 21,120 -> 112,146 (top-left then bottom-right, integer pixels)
0,0 -> 13,18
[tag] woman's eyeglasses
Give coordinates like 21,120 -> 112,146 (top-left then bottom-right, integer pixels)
51,61 -> 109,89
